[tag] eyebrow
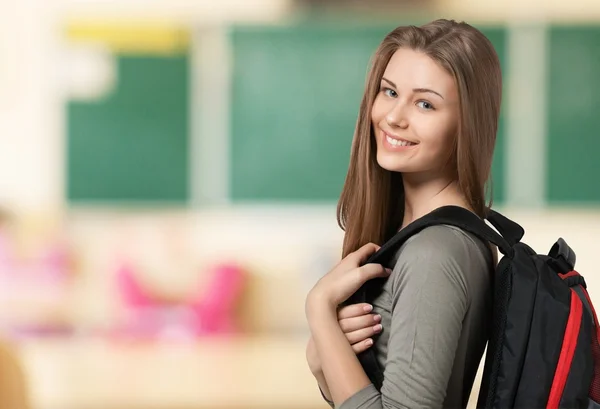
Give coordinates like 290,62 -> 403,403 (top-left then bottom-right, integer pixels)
382,77 -> 445,100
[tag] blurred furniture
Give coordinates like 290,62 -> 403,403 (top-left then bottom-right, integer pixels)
0,339 -> 31,409
114,262 -> 246,338
18,335 -> 325,409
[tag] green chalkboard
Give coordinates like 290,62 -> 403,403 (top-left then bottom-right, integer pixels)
547,26 -> 600,203
486,28 -> 507,205
229,23 -> 507,203
67,54 -> 189,203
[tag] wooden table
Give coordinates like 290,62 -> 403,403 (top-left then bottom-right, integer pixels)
16,335 -> 326,409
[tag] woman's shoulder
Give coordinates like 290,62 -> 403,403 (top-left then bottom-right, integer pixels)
388,224 -> 494,297
396,224 -> 491,262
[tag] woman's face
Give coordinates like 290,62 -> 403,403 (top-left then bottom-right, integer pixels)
371,47 -> 460,180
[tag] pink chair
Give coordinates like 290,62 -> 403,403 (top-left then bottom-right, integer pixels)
114,261 -> 246,339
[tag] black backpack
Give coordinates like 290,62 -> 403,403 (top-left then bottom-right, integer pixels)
348,205 -> 600,408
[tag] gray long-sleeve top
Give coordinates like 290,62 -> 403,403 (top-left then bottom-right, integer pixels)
322,224 -> 494,409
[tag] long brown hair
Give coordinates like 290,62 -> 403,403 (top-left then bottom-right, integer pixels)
337,19 -> 503,257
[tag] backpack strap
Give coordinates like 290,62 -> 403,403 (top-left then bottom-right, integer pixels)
486,209 -> 525,246
365,205 -> 515,267
548,237 -> 576,272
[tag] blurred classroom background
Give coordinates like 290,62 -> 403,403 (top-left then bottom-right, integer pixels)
1,0 -> 600,408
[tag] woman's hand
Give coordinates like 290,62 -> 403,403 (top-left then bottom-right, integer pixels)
306,243 -> 391,315
306,303 -> 383,375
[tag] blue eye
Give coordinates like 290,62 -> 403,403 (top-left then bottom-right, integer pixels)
416,101 -> 434,110
383,88 -> 397,98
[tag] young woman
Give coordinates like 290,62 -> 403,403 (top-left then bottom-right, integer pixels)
305,19 -> 501,408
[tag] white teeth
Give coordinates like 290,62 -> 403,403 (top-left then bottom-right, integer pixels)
386,135 -> 414,147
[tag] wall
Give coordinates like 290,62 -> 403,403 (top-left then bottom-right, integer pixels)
0,0 -> 63,214
438,0 -> 600,21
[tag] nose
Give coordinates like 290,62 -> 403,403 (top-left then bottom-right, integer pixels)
385,102 -> 409,129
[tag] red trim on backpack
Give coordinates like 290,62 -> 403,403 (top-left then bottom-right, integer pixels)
559,270 -> 580,280
547,288 -> 583,408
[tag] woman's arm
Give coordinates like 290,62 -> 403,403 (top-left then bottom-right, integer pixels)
307,298 -> 373,404
305,243 -> 390,405
307,304 -> 383,406
309,226 -> 483,409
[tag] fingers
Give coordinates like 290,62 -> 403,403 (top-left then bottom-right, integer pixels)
348,242 -> 381,265
337,303 -> 373,320
337,302 -> 383,355
339,313 -> 381,333
345,323 -> 383,344
356,263 -> 392,283
352,338 -> 375,354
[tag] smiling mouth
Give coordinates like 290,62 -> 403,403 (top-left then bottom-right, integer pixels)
383,132 -> 418,147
